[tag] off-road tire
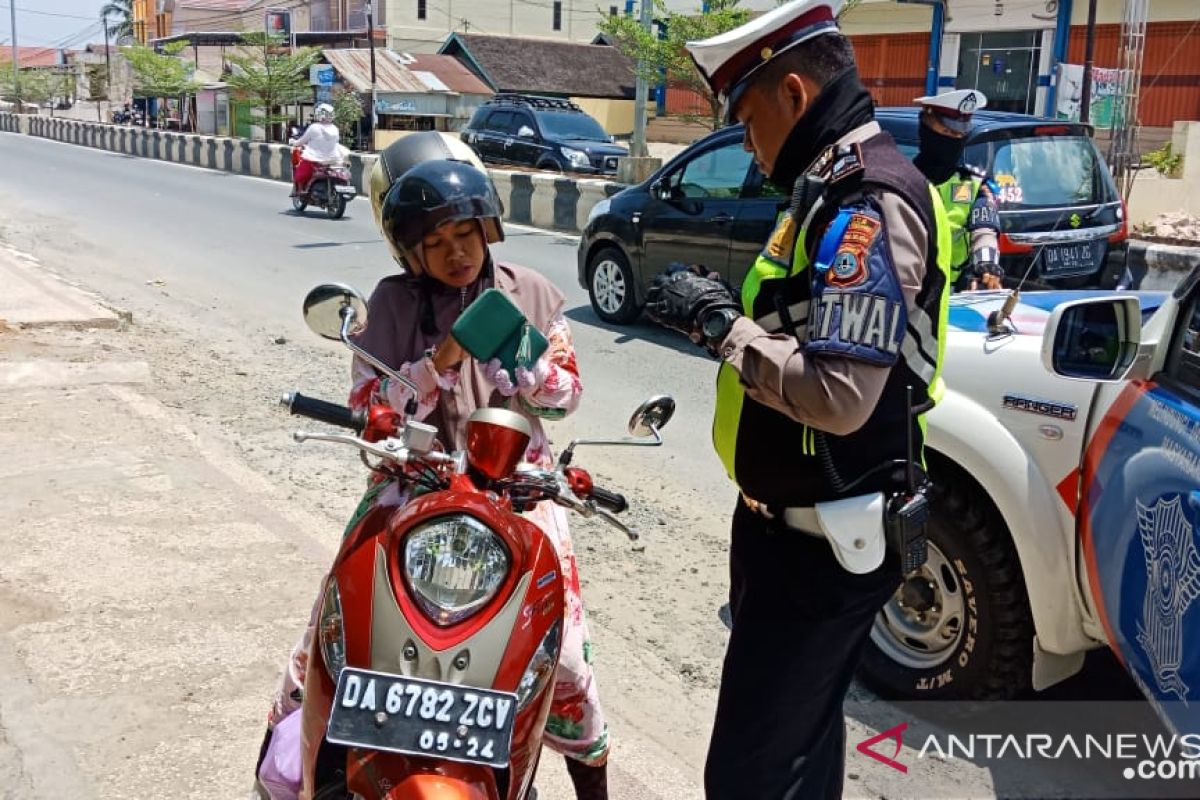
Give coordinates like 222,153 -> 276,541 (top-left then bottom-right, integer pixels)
858,475 -> 1035,700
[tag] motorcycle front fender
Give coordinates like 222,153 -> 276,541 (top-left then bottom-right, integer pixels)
347,752 -> 495,800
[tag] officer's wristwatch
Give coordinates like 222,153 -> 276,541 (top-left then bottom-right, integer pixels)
700,307 -> 741,349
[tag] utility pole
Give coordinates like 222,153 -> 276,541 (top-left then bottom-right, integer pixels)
9,0 -> 19,111
631,0 -> 651,158
366,1 -> 378,137
102,11 -> 112,120
1080,0 -> 1098,123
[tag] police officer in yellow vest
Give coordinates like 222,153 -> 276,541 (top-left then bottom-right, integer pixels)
644,1 -> 951,796
913,89 -> 1004,291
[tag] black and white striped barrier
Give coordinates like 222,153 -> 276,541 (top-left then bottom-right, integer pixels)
1126,239 -> 1200,291
0,112 -> 626,233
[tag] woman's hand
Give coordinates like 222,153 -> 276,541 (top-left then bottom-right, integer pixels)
483,359 -> 519,396
431,336 -> 465,373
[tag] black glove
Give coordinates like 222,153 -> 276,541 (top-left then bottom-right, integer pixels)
665,261 -> 736,295
645,270 -> 739,337
965,258 -> 1004,290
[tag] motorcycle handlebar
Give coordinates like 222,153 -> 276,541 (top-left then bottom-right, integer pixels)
589,485 -> 628,514
281,392 -> 365,432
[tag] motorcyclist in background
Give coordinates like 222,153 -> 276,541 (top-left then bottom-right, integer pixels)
288,103 -> 342,197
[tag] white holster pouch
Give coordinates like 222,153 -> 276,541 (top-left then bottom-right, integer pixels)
813,492 -> 887,575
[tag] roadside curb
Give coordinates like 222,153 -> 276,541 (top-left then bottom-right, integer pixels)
1127,238 -> 1200,291
0,245 -> 126,330
0,112 -> 627,235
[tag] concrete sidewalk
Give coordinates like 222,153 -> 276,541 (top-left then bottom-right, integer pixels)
0,257 -> 332,798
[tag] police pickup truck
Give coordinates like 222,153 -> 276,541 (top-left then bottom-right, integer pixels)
860,265 -> 1200,735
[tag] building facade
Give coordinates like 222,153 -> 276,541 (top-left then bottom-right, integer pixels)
136,1 -> 389,42
843,0 -> 1197,128
659,0 -> 1197,131
382,0 -> 779,53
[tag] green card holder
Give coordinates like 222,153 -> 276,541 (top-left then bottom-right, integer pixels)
452,288 -> 549,382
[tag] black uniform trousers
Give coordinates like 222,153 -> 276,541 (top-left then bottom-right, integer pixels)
704,499 -> 902,800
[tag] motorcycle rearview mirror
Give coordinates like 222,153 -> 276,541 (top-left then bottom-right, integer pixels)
627,394 -> 675,438
301,283 -> 421,397
558,394 -> 675,466
303,283 -> 368,340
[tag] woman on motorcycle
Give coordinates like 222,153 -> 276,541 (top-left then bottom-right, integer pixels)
288,103 -> 341,196
261,134 -> 610,800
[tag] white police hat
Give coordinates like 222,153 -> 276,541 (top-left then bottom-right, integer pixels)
686,0 -> 845,122
913,89 -> 988,118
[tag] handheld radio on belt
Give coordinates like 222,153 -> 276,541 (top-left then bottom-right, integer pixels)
885,385 -> 931,573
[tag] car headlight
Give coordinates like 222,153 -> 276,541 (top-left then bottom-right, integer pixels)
319,577 -> 346,679
404,515 -> 510,626
586,198 -> 611,225
516,619 -> 561,711
561,146 -> 590,168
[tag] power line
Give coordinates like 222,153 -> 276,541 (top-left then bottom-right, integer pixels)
0,4 -> 98,21
3,19 -> 104,63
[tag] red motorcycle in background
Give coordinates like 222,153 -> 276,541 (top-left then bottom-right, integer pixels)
275,283 -> 674,800
291,148 -> 357,220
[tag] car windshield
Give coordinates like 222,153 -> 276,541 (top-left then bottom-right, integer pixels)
964,135 -> 1111,209
535,111 -> 608,141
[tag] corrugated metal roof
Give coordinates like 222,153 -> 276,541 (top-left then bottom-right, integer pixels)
413,71 -> 449,92
323,48 -> 429,94
439,34 -> 634,99
404,54 -> 494,97
0,46 -> 72,68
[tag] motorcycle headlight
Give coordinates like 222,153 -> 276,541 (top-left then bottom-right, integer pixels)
516,619 -> 561,711
319,577 -> 346,679
561,146 -> 590,168
404,515 -> 510,626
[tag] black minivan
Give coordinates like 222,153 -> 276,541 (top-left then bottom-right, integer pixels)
578,110 -> 1129,323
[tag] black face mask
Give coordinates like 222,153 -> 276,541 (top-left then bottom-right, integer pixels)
914,122 -> 966,185
767,68 -> 876,189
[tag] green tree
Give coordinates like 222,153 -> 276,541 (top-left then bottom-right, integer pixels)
331,87 -> 364,147
122,42 -> 199,127
598,0 -> 751,128
101,0 -> 134,43
0,70 -> 51,110
13,70 -> 54,108
224,33 -> 320,143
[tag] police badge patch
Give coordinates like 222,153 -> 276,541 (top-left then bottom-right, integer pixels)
953,183 -> 973,203
826,213 -> 879,287
764,213 -> 799,266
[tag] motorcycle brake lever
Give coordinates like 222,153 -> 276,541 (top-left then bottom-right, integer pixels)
293,430 -> 408,463
594,506 -> 639,541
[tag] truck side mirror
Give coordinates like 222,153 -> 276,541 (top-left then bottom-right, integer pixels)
1041,296 -> 1142,382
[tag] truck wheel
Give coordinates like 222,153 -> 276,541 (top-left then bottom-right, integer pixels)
858,477 -> 1034,700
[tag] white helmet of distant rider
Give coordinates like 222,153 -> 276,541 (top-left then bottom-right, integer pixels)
314,103 -> 335,123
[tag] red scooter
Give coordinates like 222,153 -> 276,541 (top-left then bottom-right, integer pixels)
276,283 -> 673,800
291,147 -> 357,220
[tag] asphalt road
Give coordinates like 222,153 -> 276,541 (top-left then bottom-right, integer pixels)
0,131 -> 730,504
